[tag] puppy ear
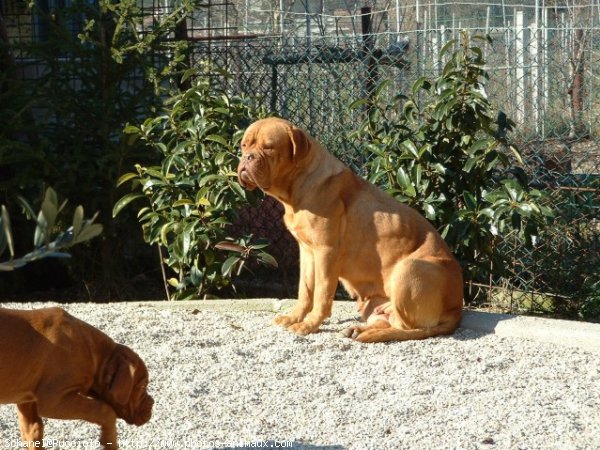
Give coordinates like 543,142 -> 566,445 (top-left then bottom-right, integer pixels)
103,345 -> 135,406
288,125 -> 310,162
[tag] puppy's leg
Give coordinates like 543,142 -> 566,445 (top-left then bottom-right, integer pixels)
346,258 -> 462,343
17,402 -> 45,449
341,318 -> 391,340
38,393 -> 118,449
288,247 -> 340,335
274,243 -> 314,327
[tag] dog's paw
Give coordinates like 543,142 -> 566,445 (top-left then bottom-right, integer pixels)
341,327 -> 373,342
288,321 -> 320,336
341,326 -> 363,340
273,314 -> 300,328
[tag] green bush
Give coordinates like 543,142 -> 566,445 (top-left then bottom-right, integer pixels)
351,33 -> 553,299
115,68 -> 275,300
1,188 -> 102,271
521,185 -> 600,319
0,0 -> 194,295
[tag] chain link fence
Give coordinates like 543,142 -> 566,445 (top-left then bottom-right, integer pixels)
3,0 -> 598,314
179,0 -> 600,314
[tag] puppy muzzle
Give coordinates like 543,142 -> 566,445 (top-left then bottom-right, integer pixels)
122,394 -> 154,426
238,170 -> 256,190
237,160 -> 257,190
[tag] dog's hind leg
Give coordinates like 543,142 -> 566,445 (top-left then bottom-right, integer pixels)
341,317 -> 391,340
343,258 -> 462,343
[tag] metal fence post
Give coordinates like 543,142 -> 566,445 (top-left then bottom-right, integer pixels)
361,6 -> 378,116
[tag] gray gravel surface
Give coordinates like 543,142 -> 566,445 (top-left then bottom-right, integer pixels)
0,301 -> 599,450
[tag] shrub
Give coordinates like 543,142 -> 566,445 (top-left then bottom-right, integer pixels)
115,68 -> 275,300
1,188 -> 102,271
351,33 -> 553,300
0,0 -> 194,295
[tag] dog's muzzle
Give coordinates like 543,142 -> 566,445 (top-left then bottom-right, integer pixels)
238,169 -> 256,190
237,155 -> 258,190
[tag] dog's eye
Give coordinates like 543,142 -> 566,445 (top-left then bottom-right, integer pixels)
246,154 -> 255,161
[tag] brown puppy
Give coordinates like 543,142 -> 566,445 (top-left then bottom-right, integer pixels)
0,307 -> 153,449
238,117 -> 463,343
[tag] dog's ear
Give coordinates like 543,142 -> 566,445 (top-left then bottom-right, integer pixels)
103,345 -> 135,406
288,125 -> 310,162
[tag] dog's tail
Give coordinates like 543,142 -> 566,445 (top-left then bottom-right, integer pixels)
355,314 -> 461,343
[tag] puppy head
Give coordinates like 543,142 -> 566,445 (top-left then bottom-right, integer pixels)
237,118 -> 310,192
98,344 -> 154,426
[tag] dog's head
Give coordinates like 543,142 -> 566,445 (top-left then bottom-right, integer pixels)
237,118 -> 310,193
97,344 -> 154,426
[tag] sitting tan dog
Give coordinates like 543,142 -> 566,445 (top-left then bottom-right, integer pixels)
0,307 -> 153,449
238,118 -> 463,343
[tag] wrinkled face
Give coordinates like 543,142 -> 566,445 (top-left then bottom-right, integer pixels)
238,118 -> 309,193
116,359 -> 153,426
97,344 -> 154,426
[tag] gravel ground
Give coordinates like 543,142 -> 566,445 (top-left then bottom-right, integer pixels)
0,301 -> 599,450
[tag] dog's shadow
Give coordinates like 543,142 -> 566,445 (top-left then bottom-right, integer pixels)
214,442 -> 344,450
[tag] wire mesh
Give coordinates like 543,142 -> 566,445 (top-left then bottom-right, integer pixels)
2,0 -> 598,313
184,0 -> 599,313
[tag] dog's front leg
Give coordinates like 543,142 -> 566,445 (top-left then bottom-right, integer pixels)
38,393 -> 118,449
17,402 -> 45,449
288,246 -> 339,335
274,242 -> 315,327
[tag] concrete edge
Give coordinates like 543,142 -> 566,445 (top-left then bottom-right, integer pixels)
131,299 -> 600,353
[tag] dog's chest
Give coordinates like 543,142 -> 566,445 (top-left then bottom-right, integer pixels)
283,211 -> 308,244
283,202 -> 344,248
282,208 -> 320,246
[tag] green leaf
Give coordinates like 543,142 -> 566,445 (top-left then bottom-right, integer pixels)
0,262 -> 15,271
349,98 -> 369,110
396,167 -> 415,197
463,192 -> 477,211
112,193 -> 145,218
116,172 -> 139,187
431,163 -> 447,175
464,156 -> 480,173
172,199 -> 194,207
205,134 -> 229,147
517,203 -> 533,217
412,77 -> 430,97
123,124 -> 140,134
40,252 -> 72,259
374,79 -> 392,98
33,210 -> 47,248
0,218 -> 6,257
41,188 -> 58,234
181,67 -> 198,84
221,255 -> 240,277
401,140 -> 419,159
509,145 -> 524,165
423,203 -> 436,220
503,180 -> 522,201
72,206 -> 84,238
480,208 -> 495,219
196,195 -> 211,207
440,39 -> 458,57
228,180 -> 245,199
1,206 -> 14,259
160,222 -> 173,247
16,195 -> 36,221
190,264 -> 203,285
467,139 -> 492,155
258,252 -> 278,268
73,223 -> 103,244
